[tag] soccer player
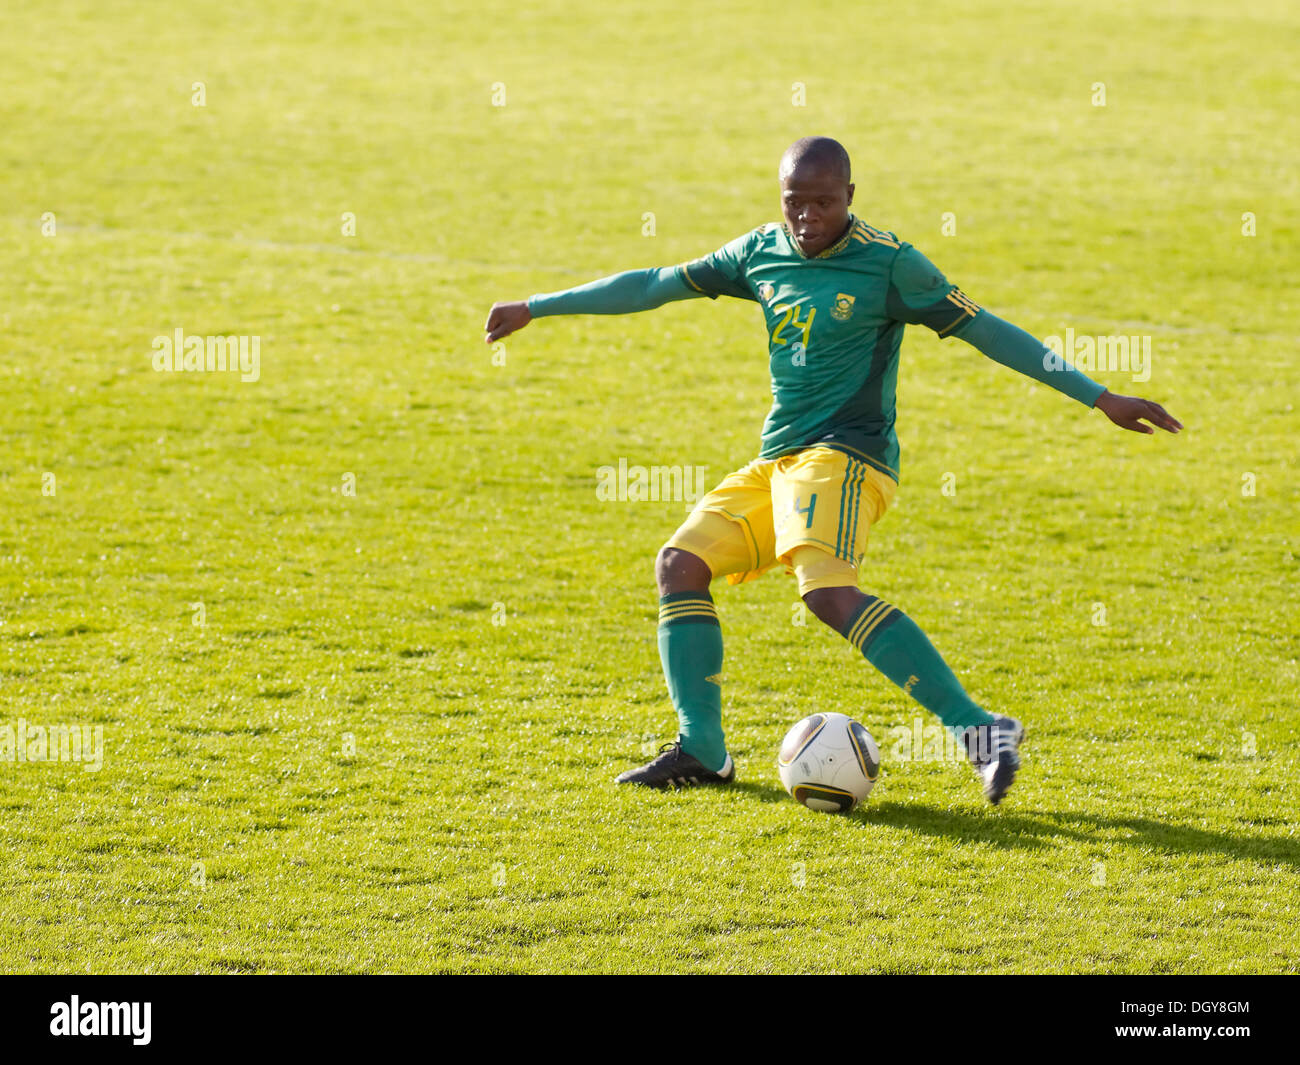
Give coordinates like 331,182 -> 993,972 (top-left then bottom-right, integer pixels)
484,136 -> 1181,804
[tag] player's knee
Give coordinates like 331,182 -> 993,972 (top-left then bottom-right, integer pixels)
802,586 -> 860,631
791,546 -> 860,629
655,546 -> 711,596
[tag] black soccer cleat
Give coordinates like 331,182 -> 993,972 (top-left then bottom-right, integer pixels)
962,715 -> 1025,805
615,741 -> 735,789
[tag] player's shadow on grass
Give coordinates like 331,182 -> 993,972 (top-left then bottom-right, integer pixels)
731,782 -> 1300,869
866,801 -> 1300,869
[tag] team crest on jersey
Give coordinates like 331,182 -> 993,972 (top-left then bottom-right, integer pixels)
832,293 -> 856,321
757,282 -> 776,303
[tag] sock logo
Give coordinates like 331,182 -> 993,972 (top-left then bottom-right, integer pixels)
705,673 -> 723,686
903,674 -> 919,695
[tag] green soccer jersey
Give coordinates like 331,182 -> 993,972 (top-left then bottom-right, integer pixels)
676,214 -> 983,481
526,214 -> 1106,481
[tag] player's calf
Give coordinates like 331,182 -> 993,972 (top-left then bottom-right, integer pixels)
644,545 -> 731,781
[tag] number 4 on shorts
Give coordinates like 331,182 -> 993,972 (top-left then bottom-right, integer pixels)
794,494 -> 817,529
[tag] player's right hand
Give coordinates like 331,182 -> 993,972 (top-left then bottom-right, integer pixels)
484,301 -> 532,343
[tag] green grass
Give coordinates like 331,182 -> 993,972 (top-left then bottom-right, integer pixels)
1,0 -> 1297,973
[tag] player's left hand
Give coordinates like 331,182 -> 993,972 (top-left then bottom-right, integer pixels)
1094,390 -> 1183,435
484,301 -> 532,343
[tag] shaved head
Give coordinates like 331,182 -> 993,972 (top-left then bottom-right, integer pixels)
779,136 -> 852,184
778,137 -> 855,257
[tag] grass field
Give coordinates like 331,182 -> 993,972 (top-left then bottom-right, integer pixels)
2,0 -> 1298,974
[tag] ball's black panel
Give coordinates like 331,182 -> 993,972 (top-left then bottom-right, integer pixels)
778,713 -> 826,767
792,784 -> 857,813
848,720 -> 880,780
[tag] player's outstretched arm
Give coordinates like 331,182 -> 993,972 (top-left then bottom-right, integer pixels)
886,245 -> 1183,436
483,266 -> 701,344
952,311 -> 1183,435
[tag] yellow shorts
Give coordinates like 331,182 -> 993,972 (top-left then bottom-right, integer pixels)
665,446 -> 897,594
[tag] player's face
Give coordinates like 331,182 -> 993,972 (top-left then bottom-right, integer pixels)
780,166 -> 854,257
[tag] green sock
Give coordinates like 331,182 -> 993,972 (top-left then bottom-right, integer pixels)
840,594 -> 995,735
657,591 -> 727,771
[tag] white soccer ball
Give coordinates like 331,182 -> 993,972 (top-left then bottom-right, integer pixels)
777,712 -> 880,813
